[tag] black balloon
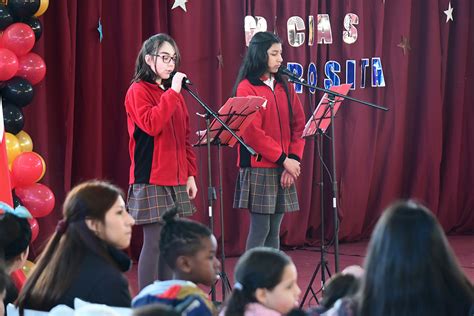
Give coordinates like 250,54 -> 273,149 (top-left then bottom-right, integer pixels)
22,16 -> 42,41
7,0 -> 40,19
0,4 -> 13,30
1,77 -> 34,107
3,103 -> 24,134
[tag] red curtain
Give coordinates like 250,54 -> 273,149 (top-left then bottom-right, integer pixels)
23,0 -> 473,257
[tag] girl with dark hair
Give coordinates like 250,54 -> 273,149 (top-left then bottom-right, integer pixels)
125,33 -> 198,290
16,180 -> 135,312
0,204 -> 32,311
322,200 -> 474,316
232,31 -> 306,250
220,247 -> 301,316
132,208 -> 220,316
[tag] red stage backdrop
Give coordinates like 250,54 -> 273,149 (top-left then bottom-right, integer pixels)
22,0 -> 473,257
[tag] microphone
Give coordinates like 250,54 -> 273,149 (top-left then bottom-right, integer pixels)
278,66 -> 305,83
170,71 -> 193,86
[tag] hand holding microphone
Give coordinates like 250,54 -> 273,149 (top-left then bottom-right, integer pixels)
171,71 -> 192,93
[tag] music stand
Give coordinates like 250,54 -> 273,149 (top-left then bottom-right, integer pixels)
281,70 -> 387,308
195,96 -> 265,301
184,84 -> 265,302
300,84 -> 351,307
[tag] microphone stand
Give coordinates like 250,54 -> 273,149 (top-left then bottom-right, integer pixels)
285,74 -> 388,274
182,83 -> 256,302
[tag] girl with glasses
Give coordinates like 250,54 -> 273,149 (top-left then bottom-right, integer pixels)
124,33 -> 198,290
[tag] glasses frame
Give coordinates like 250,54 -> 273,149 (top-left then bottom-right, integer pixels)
150,53 -> 177,64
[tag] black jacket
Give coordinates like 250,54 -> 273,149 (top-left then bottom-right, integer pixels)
56,246 -> 132,308
25,246 -> 132,311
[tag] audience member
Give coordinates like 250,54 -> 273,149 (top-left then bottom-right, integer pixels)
132,208 -> 220,316
16,180 -> 135,312
323,200 -> 474,316
220,247 -> 301,316
0,204 -> 32,311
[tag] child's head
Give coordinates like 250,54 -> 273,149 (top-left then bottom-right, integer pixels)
133,33 -> 180,84
159,208 -> 220,286
320,272 -> 360,310
0,210 -> 31,272
245,31 -> 282,77
233,31 -> 287,96
224,247 -> 301,315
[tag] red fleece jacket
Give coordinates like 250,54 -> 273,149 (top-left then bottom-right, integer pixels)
236,78 -> 305,168
125,81 -> 197,185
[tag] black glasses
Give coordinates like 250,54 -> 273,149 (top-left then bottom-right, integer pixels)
151,53 -> 177,64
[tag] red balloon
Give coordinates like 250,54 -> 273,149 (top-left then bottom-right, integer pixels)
9,169 -> 16,189
0,48 -> 19,81
11,151 -> 44,186
2,23 -> 35,57
10,269 -> 27,290
15,183 -> 55,218
28,217 -> 39,242
16,52 -> 46,85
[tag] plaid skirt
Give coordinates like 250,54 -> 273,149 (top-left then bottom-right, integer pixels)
233,167 -> 300,214
127,184 -> 196,225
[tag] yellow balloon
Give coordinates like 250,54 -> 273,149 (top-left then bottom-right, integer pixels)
5,133 -> 21,165
16,130 -> 34,152
22,260 -> 36,277
34,0 -> 49,17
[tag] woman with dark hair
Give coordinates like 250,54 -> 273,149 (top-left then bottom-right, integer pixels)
0,204 -> 32,311
220,247 -> 301,315
322,200 -> 474,316
125,33 -> 198,290
16,180 -> 135,312
232,31 -> 306,250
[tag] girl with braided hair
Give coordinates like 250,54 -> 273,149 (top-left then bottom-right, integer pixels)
132,208 -> 220,316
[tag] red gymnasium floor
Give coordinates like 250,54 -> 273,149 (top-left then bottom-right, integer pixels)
126,235 -> 473,307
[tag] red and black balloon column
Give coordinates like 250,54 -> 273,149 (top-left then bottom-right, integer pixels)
0,0 -> 51,282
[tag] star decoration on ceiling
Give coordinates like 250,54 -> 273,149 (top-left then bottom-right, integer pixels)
97,18 -> 103,42
444,2 -> 454,23
397,36 -> 411,55
172,0 -> 188,12
216,53 -> 224,68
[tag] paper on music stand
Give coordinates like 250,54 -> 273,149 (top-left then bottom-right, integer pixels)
196,96 -> 266,147
302,84 -> 352,137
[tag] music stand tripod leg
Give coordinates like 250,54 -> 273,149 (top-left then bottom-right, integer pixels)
300,132 -> 332,308
216,141 -> 233,301
204,114 -> 218,301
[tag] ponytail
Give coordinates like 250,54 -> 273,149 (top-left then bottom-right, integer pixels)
223,286 -> 257,316
16,231 -> 65,313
